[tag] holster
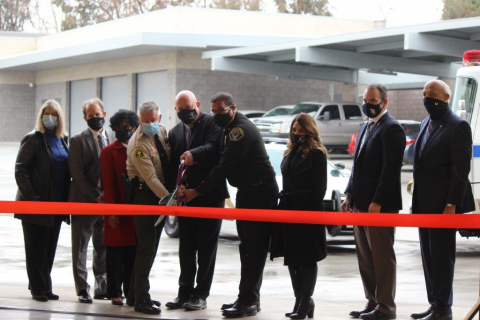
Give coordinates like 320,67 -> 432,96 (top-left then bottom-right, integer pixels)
122,174 -> 139,204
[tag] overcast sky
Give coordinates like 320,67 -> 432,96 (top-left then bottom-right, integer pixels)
265,0 -> 444,28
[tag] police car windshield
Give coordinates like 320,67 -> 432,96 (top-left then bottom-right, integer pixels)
291,104 -> 321,116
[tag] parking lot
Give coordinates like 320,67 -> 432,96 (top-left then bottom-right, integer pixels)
0,142 -> 479,319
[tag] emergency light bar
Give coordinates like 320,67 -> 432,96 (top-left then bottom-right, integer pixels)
463,50 -> 480,67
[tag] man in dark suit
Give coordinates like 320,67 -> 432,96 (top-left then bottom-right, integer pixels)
165,90 -> 228,311
410,80 -> 474,320
69,98 -> 115,303
341,84 -> 406,320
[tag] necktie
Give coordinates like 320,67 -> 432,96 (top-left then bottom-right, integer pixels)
97,134 -> 105,156
360,121 -> 375,149
185,125 -> 192,149
154,134 -> 175,192
420,120 -> 434,156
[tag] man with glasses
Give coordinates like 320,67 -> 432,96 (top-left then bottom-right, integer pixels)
69,98 -> 114,304
165,90 -> 228,311
180,92 -> 278,318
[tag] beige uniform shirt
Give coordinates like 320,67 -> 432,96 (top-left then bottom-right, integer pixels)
126,125 -> 170,199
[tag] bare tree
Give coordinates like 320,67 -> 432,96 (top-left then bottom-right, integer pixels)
0,0 -> 32,31
442,0 -> 480,20
274,0 -> 331,16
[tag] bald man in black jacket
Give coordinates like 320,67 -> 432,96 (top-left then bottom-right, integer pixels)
410,80 -> 474,320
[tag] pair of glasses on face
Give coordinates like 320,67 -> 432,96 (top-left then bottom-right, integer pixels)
210,105 -> 233,115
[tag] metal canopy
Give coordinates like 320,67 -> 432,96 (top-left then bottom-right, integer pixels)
202,17 -> 480,83
0,32 -> 304,71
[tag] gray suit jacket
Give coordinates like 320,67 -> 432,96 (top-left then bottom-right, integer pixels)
68,128 -> 115,203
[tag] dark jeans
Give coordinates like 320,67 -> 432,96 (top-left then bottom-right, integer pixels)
419,227 -> 456,313
177,207 -> 223,300
130,190 -> 165,302
106,245 -> 136,298
22,218 -> 62,296
235,180 -> 278,305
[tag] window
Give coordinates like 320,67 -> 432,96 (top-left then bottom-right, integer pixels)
451,77 -> 477,125
320,105 -> 340,120
264,106 -> 293,117
344,104 -> 362,120
290,104 -> 321,116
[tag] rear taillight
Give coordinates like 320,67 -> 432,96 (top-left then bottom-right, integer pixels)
406,138 -> 416,146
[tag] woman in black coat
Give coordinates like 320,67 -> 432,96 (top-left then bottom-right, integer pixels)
280,113 -> 328,319
15,99 -> 70,302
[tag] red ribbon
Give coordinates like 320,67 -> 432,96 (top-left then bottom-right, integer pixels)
1,200 -> 479,229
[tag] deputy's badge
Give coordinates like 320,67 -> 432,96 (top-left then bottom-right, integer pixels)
229,127 -> 245,141
135,148 -> 145,158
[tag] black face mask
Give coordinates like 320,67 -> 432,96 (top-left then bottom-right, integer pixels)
362,102 -> 384,119
177,108 -> 197,125
423,97 -> 449,121
291,133 -> 308,145
214,112 -> 232,128
115,128 -> 133,143
87,117 -> 105,131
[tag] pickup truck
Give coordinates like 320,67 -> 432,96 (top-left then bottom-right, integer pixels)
252,101 -> 366,152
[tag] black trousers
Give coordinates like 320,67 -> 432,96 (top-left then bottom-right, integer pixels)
106,245 -> 136,298
177,204 -> 223,300
130,190 -> 166,302
22,218 -> 62,296
235,181 -> 279,305
419,227 -> 456,313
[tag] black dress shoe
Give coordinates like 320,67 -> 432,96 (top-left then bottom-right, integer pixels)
32,294 -> 48,302
360,310 -> 396,320
166,296 -> 189,309
350,307 -> 375,318
111,298 -> 124,306
45,292 -> 59,300
411,306 -> 433,319
419,312 -> 452,320
222,299 -> 261,312
78,290 -> 92,304
184,297 -> 207,310
94,293 -> 110,300
222,302 -> 257,318
127,298 -> 160,307
135,299 -> 161,315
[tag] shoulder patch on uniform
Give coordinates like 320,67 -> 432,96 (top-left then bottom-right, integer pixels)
229,127 -> 245,142
134,148 -> 146,158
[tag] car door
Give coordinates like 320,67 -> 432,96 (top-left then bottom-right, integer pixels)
341,104 -> 365,145
316,104 -> 342,146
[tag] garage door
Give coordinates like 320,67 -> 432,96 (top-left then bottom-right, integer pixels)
101,75 -> 128,130
70,79 -> 94,137
137,71 -> 169,129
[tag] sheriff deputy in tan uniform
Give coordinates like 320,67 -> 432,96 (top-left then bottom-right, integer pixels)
126,100 -> 174,315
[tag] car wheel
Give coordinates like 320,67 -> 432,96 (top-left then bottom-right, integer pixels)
165,216 -> 179,238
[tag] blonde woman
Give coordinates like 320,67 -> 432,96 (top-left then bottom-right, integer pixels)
279,113 -> 328,319
14,99 -> 70,302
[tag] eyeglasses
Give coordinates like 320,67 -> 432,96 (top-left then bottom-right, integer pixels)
210,105 -> 233,115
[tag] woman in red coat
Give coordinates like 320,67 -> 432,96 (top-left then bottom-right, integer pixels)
100,109 -> 139,306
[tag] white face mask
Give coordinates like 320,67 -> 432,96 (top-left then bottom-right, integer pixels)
42,115 -> 58,129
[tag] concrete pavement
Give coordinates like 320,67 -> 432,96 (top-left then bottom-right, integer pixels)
0,142 -> 479,319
